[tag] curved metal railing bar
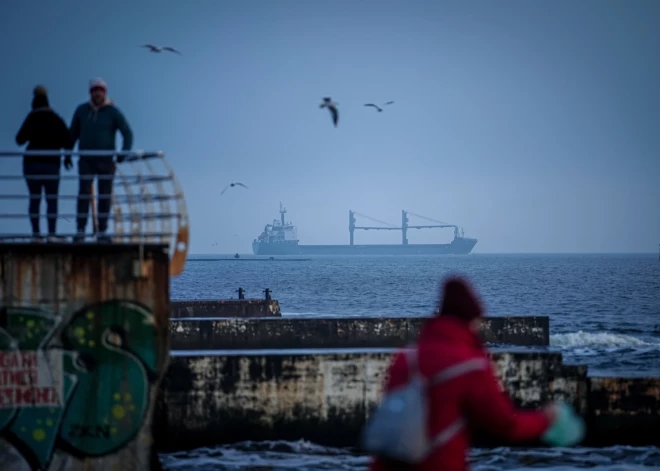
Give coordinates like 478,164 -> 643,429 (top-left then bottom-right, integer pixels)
142,156 -> 172,247
133,166 -> 157,244
114,163 -> 142,244
112,193 -> 125,243
0,150 -> 189,277
154,155 -> 189,277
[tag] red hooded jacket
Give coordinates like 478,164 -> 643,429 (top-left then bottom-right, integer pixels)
368,315 -> 551,471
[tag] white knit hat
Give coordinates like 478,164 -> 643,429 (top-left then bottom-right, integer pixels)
89,77 -> 107,91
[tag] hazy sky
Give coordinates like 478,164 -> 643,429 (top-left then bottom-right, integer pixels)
1,0 -> 658,253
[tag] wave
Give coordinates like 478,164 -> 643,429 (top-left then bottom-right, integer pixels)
160,440 -> 660,471
550,331 -> 659,349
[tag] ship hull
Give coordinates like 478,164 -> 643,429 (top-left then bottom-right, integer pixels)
252,238 -> 477,256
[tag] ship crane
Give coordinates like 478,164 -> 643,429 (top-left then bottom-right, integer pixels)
349,211 -> 399,245
349,210 -> 465,245
403,211 -> 464,245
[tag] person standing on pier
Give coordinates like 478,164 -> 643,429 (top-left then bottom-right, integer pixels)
367,276 -> 582,471
69,77 -> 133,242
15,85 -> 73,241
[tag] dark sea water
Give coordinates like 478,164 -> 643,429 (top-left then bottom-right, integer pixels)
162,253 -> 660,470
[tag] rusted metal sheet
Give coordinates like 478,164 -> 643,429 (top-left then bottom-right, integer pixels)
0,243 -> 171,470
168,316 -> 550,350
170,300 -> 281,318
158,350 -> 588,451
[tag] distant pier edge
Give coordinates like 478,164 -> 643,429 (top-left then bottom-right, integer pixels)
252,203 -> 478,256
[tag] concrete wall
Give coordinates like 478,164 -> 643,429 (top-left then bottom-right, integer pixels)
587,377 -> 660,446
0,243 -> 171,471
169,316 -> 550,350
156,349 -> 591,451
171,300 -> 281,318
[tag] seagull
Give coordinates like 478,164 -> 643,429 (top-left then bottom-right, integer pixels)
364,101 -> 395,112
141,44 -> 182,55
162,46 -> 182,55
221,182 -> 249,195
320,97 -> 339,127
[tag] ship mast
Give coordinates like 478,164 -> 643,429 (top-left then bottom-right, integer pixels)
279,202 -> 287,227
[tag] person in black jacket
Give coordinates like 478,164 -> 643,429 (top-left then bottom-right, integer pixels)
15,85 -> 73,240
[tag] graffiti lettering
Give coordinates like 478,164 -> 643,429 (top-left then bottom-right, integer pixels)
0,301 -> 166,470
0,387 -> 59,407
0,350 -> 62,409
0,351 -> 39,368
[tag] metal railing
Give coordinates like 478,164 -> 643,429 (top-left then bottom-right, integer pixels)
0,150 -> 190,276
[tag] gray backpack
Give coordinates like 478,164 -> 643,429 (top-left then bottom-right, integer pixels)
361,346 -> 488,464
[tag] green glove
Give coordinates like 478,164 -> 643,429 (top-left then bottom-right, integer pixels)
541,402 -> 585,447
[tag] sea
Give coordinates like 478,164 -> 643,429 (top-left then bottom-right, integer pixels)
162,253 -> 660,470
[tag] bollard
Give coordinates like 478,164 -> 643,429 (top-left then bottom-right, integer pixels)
264,288 -> 272,301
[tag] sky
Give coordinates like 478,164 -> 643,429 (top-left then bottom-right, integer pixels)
0,0 -> 658,254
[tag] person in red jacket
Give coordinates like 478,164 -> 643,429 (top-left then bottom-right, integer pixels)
369,276 -> 557,471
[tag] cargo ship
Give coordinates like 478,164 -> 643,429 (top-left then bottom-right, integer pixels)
252,203 -> 477,256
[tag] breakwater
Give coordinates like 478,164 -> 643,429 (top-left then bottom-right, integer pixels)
156,348 -> 659,451
158,303 -> 660,453
188,258 -> 312,262
171,298 -> 281,318
169,315 -> 550,349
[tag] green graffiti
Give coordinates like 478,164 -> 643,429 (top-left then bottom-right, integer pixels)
0,300 -> 165,469
59,300 -> 163,456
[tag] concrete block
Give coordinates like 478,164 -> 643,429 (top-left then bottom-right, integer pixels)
157,348 -> 586,451
171,300 -> 281,318
169,316 -> 550,350
586,377 -> 660,446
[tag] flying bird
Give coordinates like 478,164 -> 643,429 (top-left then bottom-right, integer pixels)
221,182 -> 249,195
141,44 -> 182,55
320,97 -> 339,127
162,46 -> 182,55
364,101 -> 395,112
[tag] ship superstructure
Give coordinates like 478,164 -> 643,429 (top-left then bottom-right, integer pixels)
253,203 -> 300,251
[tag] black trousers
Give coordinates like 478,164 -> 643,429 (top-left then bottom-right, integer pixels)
23,162 -> 61,235
77,157 -> 116,233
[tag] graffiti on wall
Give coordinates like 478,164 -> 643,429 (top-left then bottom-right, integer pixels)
0,300 -> 166,470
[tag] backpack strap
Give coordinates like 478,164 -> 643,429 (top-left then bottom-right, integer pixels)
429,358 -> 490,385
404,347 -> 489,386
403,344 -> 419,376
422,358 -> 490,458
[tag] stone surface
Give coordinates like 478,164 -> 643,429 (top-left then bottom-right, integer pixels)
169,316 -> 550,350
171,300 -> 281,318
157,348 -> 589,451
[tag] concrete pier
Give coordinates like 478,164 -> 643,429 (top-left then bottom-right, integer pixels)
157,349 -> 594,451
157,350 -> 660,451
171,299 -> 282,318
169,316 -> 550,350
